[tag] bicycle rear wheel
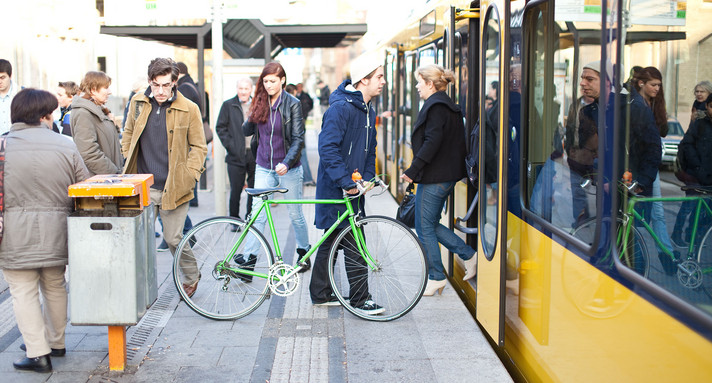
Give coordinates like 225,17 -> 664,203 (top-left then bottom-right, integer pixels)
571,217 -> 649,277
327,216 -> 427,321
173,217 -> 274,320
696,227 -> 712,292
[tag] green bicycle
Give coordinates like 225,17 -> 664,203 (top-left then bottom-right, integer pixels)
572,182 -> 712,289
172,177 -> 427,322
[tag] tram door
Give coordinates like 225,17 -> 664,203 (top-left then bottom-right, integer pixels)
477,1 -> 507,346
382,49 -> 399,197
397,52 -> 417,198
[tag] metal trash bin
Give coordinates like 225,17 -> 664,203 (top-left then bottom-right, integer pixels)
67,174 -> 156,326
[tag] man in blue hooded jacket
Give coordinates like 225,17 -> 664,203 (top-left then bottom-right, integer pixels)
309,56 -> 386,314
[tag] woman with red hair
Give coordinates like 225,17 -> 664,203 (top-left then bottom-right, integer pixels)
238,62 -> 311,274
633,66 -> 679,273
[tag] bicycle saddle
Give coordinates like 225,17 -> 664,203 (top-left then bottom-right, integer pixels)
681,185 -> 712,195
245,187 -> 289,197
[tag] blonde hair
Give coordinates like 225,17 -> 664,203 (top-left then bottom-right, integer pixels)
415,64 -> 455,92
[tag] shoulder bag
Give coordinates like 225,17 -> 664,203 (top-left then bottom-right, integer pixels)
396,183 -> 416,228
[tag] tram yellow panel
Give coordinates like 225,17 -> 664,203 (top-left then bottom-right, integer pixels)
504,215 -> 712,382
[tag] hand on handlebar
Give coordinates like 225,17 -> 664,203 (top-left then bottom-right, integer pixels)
346,180 -> 377,196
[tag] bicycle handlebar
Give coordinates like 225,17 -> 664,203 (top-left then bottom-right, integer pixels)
347,177 -> 389,199
622,180 -> 640,196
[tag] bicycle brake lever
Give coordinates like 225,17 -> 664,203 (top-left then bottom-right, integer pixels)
625,181 -> 640,195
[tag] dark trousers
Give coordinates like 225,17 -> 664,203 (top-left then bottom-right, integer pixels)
227,154 -> 256,219
309,229 -> 369,305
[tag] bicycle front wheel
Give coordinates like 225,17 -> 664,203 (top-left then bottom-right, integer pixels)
327,216 -> 427,321
571,217 -> 649,277
173,217 -> 274,320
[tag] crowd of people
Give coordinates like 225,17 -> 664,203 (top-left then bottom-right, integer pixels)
0,57 -> 208,373
0,54 -> 384,373
530,59 -> 712,275
2,49 -> 711,373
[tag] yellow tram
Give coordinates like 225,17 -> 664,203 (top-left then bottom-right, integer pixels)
367,0 -> 712,381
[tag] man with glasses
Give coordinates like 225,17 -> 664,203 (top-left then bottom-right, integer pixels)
121,58 -> 207,297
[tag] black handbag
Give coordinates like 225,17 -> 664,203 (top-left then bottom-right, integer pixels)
396,183 -> 416,228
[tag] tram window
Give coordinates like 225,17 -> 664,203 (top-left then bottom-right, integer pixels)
526,8 -> 596,235
613,14 -> 712,316
455,32 -> 466,108
481,6 -> 501,259
521,2 -> 712,321
419,47 -> 436,68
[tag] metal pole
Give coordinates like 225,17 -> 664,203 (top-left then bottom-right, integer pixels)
212,0 -> 227,215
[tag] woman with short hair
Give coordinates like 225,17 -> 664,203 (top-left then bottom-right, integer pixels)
2,89 -> 90,372
691,80 -> 712,125
71,71 -> 123,175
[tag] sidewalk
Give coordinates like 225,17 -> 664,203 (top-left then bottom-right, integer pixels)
0,127 -> 512,382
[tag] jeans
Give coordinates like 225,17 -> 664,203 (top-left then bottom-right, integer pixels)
415,181 -> 476,281
301,147 -> 314,183
243,164 -> 310,255
650,174 -> 674,253
673,188 -> 712,243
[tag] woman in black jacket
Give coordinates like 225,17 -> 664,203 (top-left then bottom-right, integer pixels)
674,94 -> 712,245
241,62 -> 311,273
401,64 -> 477,296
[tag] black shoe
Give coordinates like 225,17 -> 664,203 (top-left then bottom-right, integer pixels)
19,344 -> 65,357
157,240 -> 169,252
233,254 -> 257,282
296,247 -> 311,273
671,233 -> 688,248
354,299 -> 385,315
658,252 -> 678,276
13,354 -> 52,372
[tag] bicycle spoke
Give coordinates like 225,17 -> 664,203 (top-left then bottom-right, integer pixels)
173,217 -> 274,320
329,216 -> 427,321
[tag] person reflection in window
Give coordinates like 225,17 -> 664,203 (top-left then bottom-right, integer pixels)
531,116 -> 597,230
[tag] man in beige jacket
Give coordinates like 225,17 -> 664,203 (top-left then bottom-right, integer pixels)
122,58 -> 207,297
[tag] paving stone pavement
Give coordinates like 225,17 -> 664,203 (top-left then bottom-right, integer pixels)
0,128 -> 512,382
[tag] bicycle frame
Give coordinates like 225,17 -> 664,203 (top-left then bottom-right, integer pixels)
625,195 -> 712,260
222,194 -> 378,282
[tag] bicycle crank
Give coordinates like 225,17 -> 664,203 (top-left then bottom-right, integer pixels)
677,260 -> 703,289
267,263 -> 300,296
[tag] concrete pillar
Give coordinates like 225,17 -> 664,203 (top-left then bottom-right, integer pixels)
212,0 -> 227,216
